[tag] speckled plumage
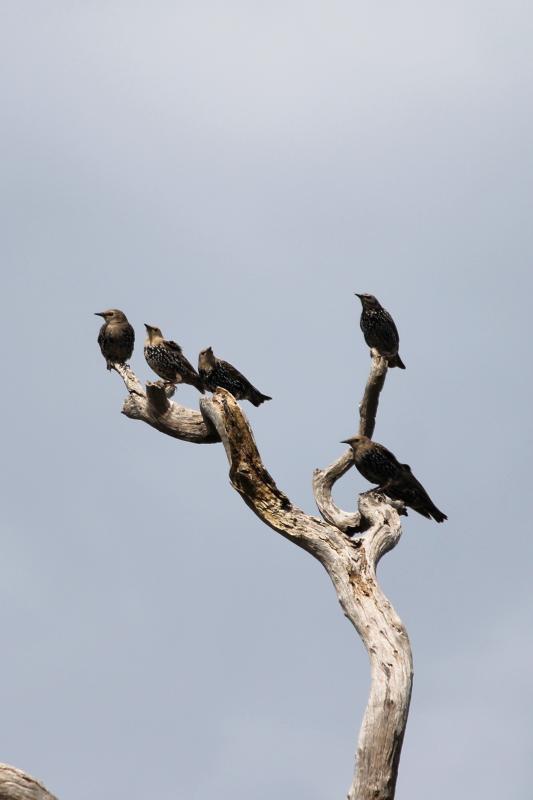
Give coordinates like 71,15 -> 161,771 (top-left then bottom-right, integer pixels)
198,347 -> 271,407
342,435 -> 447,523
144,325 -> 204,392
95,309 -> 135,369
355,293 -> 405,369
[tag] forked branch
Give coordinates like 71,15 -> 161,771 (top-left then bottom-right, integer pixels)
200,386 -> 411,800
112,353 -> 412,800
312,352 -> 391,532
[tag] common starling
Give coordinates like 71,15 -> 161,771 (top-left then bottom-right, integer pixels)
355,293 -> 406,369
95,308 -> 135,369
144,325 -> 204,393
198,347 -> 271,407
341,434 -> 447,523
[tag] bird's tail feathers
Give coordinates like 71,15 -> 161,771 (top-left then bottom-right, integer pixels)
250,390 -> 272,407
193,374 -> 206,394
388,353 -> 406,369
430,506 -> 448,523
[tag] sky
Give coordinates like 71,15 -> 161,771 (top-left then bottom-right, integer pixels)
1,2 -> 532,798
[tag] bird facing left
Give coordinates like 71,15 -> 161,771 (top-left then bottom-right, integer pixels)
95,309 -> 135,370
355,293 -> 405,369
198,346 -> 271,406
341,434 -> 447,523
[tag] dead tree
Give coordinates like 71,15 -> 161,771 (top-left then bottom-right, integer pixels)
113,353 -> 411,800
2,352 -> 412,800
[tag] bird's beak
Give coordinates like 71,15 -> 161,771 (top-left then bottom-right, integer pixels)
340,439 -> 352,445
94,312 -> 105,317
354,293 -> 362,299
144,324 -> 152,331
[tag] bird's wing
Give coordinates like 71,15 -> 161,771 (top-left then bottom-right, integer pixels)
374,442 -> 402,468
381,311 -> 400,349
217,360 -> 251,391
165,340 -> 183,353
357,443 -> 401,484
178,352 -> 200,376
398,471 -> 433,504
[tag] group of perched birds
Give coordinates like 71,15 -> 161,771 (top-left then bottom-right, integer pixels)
95,309 -> 271,407
95,294 -> 446,524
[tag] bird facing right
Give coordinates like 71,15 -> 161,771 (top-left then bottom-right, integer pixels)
198,347 -> 271,407
355,293 -> 405,369
341,434 -> 447,523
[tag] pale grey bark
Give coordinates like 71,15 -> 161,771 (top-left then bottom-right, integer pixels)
312,354 -> 412,799
0,764 -> 57,800
312,350 -> 405,533
114,363 -> 219,443
312,450 -> 361,532
358,352 -> 389,439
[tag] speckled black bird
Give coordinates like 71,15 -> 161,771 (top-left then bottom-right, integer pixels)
341,434 -> 447,523
144,325 -> 204,392
198,347 -> 271,407
355,293 -> 405,369
95,309 -> 135,369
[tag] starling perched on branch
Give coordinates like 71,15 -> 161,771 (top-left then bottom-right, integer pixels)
95,309 -> 135,369
144,325 -> 204,393
355,293 -> 405,369
198,347 -> 271,407
341,434 -> 447,523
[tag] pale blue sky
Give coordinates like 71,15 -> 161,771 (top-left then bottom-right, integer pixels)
1,3 -> 532,798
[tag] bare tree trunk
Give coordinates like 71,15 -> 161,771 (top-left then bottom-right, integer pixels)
314,353 -> 413,798
112,359 -> 413,800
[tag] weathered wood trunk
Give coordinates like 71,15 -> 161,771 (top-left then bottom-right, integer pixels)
113,357 -> 413,800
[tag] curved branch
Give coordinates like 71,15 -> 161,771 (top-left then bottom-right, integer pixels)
200,389 -> 347,565
0,764 -> 57,800
113,363 -> 219,444
313,353 -> 389,530
312,451 -> 361,532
